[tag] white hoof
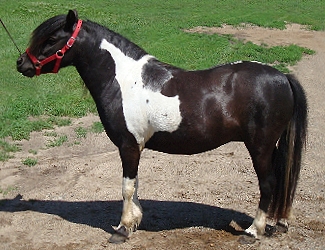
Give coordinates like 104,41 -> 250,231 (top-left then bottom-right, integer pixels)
245,224 -> 259,238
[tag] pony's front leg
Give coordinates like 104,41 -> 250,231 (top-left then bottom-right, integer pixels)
109,144 -> 142,243
118,176 -> 143,234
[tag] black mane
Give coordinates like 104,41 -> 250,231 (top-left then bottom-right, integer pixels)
29,15 -> 67,55
85,20 -> 148,61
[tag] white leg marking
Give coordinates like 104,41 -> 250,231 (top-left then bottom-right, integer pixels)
277,218 -> 288,227
115,177 -> 142,237
276,218 -> 289,233
245,208 -> 267,238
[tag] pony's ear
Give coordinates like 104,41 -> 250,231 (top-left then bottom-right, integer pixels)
64,10 -> 78,32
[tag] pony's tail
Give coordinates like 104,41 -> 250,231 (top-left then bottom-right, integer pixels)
269,74 -> 308,220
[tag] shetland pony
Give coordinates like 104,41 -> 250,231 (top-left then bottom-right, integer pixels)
17,10 -> 307,243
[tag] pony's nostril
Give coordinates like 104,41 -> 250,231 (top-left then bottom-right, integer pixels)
17,57 -> 23,66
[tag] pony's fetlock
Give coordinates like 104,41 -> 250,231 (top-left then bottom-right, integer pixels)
245,208 -> 267,238
109,225 -> 130,244
276,219 -> 289,233
113,224 -> 132,238
245,224 -> 264,238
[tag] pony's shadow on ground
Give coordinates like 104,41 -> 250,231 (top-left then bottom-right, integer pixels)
0,195 -> 252,235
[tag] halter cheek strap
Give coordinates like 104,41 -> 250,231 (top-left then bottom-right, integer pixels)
26,19 -> 83,76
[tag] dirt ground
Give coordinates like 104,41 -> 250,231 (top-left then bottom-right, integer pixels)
1,24 -> 325,250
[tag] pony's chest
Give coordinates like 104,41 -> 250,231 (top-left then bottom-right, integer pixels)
121,79 -> 182,147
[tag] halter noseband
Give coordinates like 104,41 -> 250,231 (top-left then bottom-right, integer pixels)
26,19 -> 83,76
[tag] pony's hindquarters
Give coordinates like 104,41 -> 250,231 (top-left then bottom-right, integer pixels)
244,72 -> 307,238
269,74 -> 308,220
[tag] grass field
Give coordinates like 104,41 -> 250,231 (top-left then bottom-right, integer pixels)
0,0 -> 324,160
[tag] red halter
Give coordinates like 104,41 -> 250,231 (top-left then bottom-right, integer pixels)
26,19 -> 83,76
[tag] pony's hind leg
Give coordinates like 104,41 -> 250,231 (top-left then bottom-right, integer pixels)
244,144 -> 276,238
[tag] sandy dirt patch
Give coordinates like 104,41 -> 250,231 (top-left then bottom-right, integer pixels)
0,24 -> 325,249
186,23 -> 325,51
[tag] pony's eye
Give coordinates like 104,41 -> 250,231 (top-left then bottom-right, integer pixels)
48,37 -> 56,45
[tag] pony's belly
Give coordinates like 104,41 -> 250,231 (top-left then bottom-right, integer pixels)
145,130 -> 234,155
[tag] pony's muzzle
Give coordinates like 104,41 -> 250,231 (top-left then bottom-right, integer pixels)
17,53 -> 36,78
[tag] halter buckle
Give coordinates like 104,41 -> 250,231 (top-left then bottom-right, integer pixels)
66,37 -> 76,48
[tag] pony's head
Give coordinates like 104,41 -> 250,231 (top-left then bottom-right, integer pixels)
17,10 -> 81,77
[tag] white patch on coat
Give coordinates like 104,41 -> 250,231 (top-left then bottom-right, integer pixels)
251,60 -> 266,65
230,60 -> 243,65
230,61 -> 266,66
100,39 -> 182,149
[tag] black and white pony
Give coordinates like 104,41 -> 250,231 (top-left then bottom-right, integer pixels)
17,10 -> 307,243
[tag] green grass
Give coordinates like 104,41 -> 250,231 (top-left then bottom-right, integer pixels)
75,123 -> 105,138
46,135 -> 68,148
22,157 -> 38,167
75,127 -> 88,138
28,149 -> 37,155
0,0 -> 324,160
91,122 -> 105,134
0,140 -> 20,161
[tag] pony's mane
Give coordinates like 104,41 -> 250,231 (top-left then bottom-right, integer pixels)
29,15 -> 66,55
86,20 -> 148,61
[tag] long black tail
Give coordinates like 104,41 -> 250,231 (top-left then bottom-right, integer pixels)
269,74 -> 308,220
